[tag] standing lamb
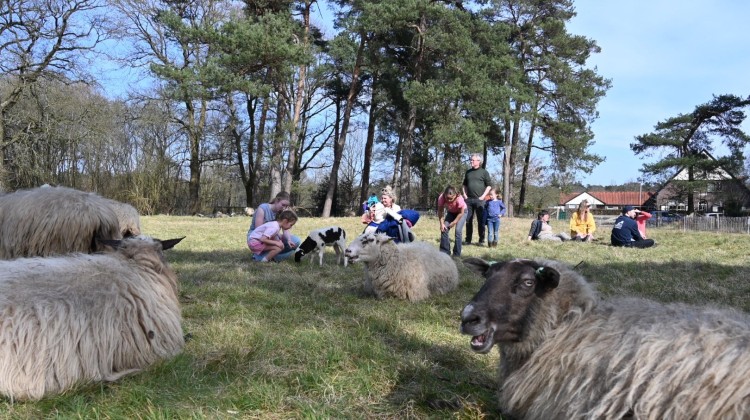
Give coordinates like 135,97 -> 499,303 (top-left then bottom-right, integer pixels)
103,197 -> 142,237
0,236 -> 186,401
345,232 -> 459,302
460,257 -> 750,419
294,226 -> 348,266
0,186 -> 122,259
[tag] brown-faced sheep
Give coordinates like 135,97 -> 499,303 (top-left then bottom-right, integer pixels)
460,257 -> 750,419
0,236 -> 185,401
0,186 -> 122,259
103,197 -> 142,237
345,232 -> 459,302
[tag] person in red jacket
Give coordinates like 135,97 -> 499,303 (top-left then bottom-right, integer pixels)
635,209 -> 652,239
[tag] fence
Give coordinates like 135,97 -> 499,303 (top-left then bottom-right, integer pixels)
648,216 -> 750,234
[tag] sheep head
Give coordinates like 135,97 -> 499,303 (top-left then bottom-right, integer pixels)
460,258 -> 559,354
344,232 -> 392,264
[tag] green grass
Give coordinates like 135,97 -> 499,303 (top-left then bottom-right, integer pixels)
3,215 -> 750,419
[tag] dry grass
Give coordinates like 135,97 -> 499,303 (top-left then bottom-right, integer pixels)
2,214 -> 749,418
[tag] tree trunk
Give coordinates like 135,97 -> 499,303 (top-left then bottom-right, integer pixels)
284,0 -> 310,194
502,117 -> 513,217
360,74 -> 378,210
270,94 -> 285,199
322,33 -> 366,217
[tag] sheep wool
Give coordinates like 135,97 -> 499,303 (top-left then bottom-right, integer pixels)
345,232 -> 459,302
103,197 -> 142,237
0,186 -> 122,259
460,257 -> 750,419
0,236 -> 185,401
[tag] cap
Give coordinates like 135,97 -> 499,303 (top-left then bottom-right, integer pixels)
623,205 -> 634,213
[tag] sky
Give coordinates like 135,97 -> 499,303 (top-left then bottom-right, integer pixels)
566,0 -> 750,185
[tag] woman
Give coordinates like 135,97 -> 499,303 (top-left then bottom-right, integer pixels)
246,191 -> 301,261
528,210 -> 570,241
569,200 -> 596,242
437,185 -> 467,257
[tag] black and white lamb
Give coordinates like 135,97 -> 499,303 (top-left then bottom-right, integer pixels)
345,232 -> 459,302
294,226 -> 347,266
460,257 -> 750,419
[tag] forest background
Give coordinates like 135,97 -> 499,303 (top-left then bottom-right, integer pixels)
2,0 -> 748,217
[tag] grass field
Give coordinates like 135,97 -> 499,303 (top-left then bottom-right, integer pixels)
3,215 -> 750,419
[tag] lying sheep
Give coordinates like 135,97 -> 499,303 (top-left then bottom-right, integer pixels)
345,232 -> 458,302
0,186 -> 122,259
0,236 -> 186,401
294,226 -> 347,266
103,197 -> 142,237
460,257 -> 750,419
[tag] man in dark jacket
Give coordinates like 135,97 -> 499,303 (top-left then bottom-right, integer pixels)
611,206 -> 656,248
462,153 -> 492,246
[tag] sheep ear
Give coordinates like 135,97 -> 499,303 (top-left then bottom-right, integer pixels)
160,237 -> 185,251
463,257 -> 492,277
534,266 -> 560,294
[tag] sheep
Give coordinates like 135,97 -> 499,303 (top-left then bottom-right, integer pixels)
345,232 -> 459,302
102,197 -> 142,237
460,257 -> 750,419
0,186 -> 122,259
0,236 -> 186,401
294,226 -> 347,267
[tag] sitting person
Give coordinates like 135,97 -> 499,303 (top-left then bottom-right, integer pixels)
528,210 -> 571,242
363,185 -> 416,242
611,206 -> 655,248
635,209 -> 652,239
570,200 -> 596,242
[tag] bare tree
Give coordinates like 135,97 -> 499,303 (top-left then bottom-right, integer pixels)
0,0 -> 109,190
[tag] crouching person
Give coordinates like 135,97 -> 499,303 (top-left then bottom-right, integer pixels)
247,210 -> 298,262
611,206 -> 655,248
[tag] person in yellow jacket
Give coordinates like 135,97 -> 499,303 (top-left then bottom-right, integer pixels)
570,200 -> 596,241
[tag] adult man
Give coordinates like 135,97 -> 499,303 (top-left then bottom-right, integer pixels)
462,153 -> 492,246
611,206 -> 656,248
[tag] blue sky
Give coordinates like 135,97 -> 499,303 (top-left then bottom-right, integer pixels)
567,0 -> 750,185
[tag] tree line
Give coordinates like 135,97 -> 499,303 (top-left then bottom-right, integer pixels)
7,0 -> 740,217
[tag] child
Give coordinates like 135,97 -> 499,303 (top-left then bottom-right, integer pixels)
485,188 -> 506,247
247,209 -> 298,262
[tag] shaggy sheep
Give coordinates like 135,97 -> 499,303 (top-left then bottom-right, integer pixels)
0,186 -> 122,259
460,257 -> 750,419
0,236 -> 186,401
345,232 -> 459,302
294,226 -> 347,266
103,197 -> 142,237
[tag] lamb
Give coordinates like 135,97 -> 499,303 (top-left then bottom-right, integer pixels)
0,236 -> 186,401
0,186 -> 122,259
345,232 -> 459,302
460,257 -> 750,419
294,226 -> 347,266
103,197 -> 142,237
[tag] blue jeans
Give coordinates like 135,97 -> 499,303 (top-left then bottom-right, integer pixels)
440,211 -> 467,257
252,234 -> 301,261
487,217 -> 500,243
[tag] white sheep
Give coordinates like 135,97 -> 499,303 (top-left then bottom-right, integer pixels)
345,232 -> 459,302
103,197 -> 142,237
0,236 -> 186,401
0,186 -> 122,259
294,226 -> 347,266
460,257 -> 750,419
